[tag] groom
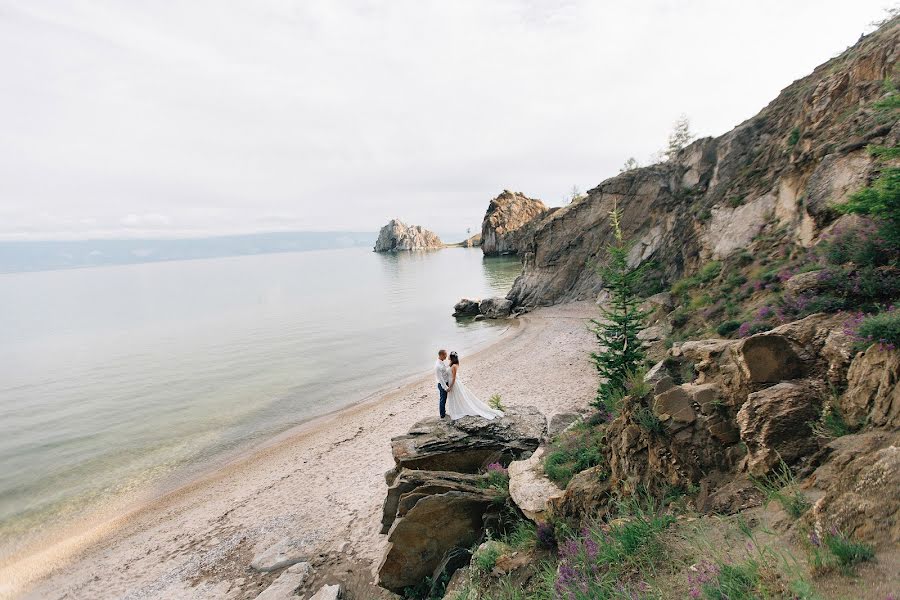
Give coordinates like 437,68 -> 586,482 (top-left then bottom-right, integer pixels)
434,349 -> 451,419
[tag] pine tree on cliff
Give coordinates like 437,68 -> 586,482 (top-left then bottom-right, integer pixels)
590,204 -> 649,415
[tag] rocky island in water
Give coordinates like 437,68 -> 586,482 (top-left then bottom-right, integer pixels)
373,219 -> 443,252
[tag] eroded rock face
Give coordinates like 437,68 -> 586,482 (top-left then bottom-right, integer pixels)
480,190 -> 548,256
549,466 -> 612,522
386,406 -> 546,481
373,219 -> 442,252
737,381 -> 824,476
506,20 -> 897,306
841,345 -> 900,428
806,430 -> 900,546
592,315 -> 851,509
377,489 -> 496,592
380,469 -> 486,534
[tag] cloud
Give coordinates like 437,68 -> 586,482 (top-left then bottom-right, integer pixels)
0,0 -> 893,239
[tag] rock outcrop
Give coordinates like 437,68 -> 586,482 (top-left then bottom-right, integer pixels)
377,407 -> 546,593
378,487 -> 496,592
480,190 -> 549,256
478,297 -> 513,319
806,430 -> 900,546
373,219 -> 442,252
386,406 -> 546,481
505,19 -> 899,306
841,345 -> 900,428
452,298 -> 481,317
573,314 -> 855,516
452,297 -> 515,319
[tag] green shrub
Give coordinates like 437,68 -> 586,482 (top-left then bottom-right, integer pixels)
701,561 -> 761,600
824,531 -> 875,568
669,307 -> 690,328
787,126 -> 801,147
698,261 -> 722,283
544,427 -> 606,486
810,400 -> 851,439
751,461 -> 810,519
809,529 -> 875,575
727,195 -> 745,208
868,143 -> 900,160
552,495 -> 675,598
472,540 -> 504,574
633,404 -> 663,434
855,308 -> 900,350
716,320 -> 741,336
502,520 -> 536,550
488,393 -> 505,411
838,167 -> 900,247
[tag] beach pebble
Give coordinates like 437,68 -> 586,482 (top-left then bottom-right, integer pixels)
250,538 -> 310,572
309,584 -> 342,600
254,562 -> 312,600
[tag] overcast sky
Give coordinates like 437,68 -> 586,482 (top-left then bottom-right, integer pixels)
0,1 -> 894,240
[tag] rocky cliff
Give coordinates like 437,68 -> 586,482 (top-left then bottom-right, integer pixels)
508,19 -> 899,306
373,219 -> 443,252
480,190 -> 550,256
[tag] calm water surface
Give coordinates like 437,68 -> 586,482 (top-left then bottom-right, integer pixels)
0,247 -> 520,557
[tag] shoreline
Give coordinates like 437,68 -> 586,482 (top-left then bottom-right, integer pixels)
10,302 -> 598,600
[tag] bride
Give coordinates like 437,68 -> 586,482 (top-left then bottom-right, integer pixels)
446,351 -> 504,420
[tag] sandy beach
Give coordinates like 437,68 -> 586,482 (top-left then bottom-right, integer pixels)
6,302 -> 598,600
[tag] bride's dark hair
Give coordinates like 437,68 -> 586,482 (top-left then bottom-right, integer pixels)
449,351 -> 459,366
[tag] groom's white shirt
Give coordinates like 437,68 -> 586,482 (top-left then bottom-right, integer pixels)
434,359 -> 451,391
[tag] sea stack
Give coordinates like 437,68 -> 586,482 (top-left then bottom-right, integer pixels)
480,190 -> 548,256
373,219 -> 443,252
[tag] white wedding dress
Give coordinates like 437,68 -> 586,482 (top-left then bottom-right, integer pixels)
446,369 -> 503,420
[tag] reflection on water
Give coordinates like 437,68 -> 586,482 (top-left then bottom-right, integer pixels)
0,247 -> 521,558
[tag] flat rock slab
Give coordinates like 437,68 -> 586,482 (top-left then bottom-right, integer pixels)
254,563 -> 311,600
250,538 -> 311,572
388,405 -> 546,478
309,584 -> 342,600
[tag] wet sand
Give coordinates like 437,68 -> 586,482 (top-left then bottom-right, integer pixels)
9,302 -> 598,600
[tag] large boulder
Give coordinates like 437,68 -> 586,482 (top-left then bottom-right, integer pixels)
479,297 -> 513,319
452,298 -> 480,317
806,430 -> 900,546
841,345 -> 900,428
386,406 -> 546,481
736,381 -> 824,475
736,334 -> 805,384
377,489 -> 496,592
507,447 -> 564,522
480,190 -> 548,256
373,219 -> 442,252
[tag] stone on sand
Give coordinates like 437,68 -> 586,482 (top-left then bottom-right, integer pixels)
254,562 -> 311,600
250,538 -> 310,572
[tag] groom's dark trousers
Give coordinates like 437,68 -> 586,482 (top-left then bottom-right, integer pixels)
438,384 -> 448,418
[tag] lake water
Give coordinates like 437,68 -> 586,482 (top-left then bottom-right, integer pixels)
0,247 -> 521,560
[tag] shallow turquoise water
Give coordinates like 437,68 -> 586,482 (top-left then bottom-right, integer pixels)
0,247 -> 520,556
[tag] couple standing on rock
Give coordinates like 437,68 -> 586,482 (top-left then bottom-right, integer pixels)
434,349 -> 504,421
